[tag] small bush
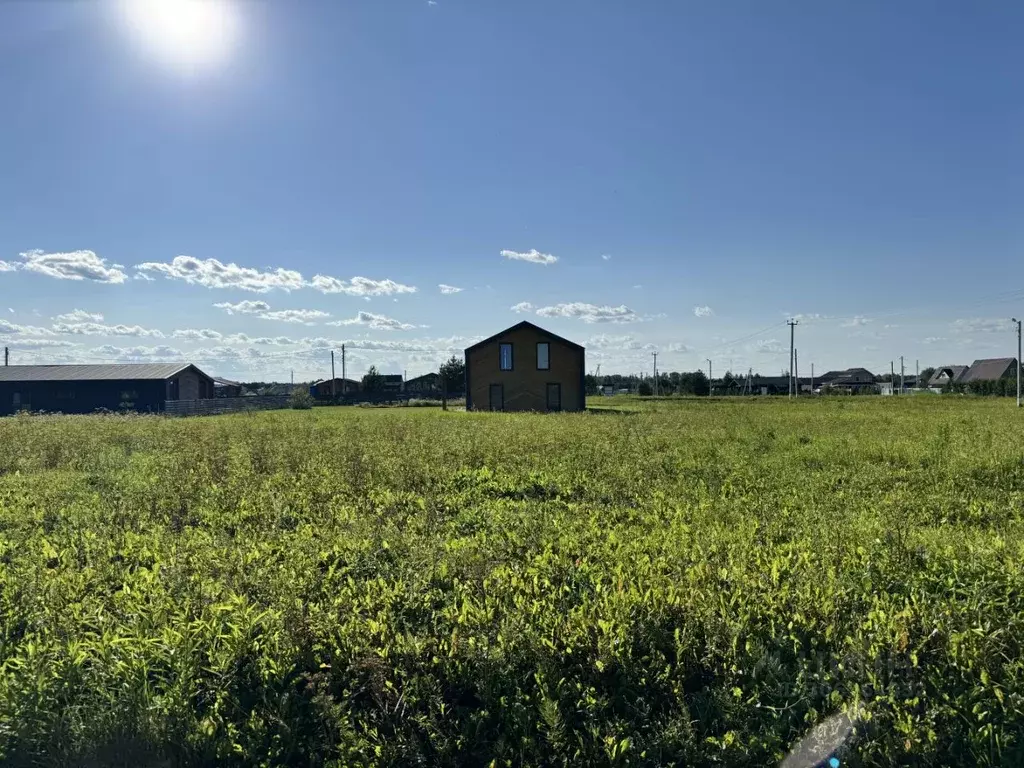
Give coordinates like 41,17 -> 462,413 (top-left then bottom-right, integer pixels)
288,390 -> 315,410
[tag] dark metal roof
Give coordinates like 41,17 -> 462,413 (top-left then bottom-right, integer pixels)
0,363 -> 205,382
927,365 -> 967,386
960,358 -> 1017,383
819,367 -> 875,384
212,376 -> 241,387
464,321 -> 584,353
406,372 -> 439,384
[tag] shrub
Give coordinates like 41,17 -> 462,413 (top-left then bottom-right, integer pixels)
288,390 -> 315,410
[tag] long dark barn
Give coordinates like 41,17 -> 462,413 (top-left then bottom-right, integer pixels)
0,363 -> 215,415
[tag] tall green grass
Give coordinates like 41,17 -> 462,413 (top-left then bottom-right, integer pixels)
0,398 -> 1022,765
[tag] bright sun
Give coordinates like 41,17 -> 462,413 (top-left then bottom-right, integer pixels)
118,0 -> 240,73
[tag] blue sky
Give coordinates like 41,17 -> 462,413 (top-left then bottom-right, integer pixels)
1,1 -> 1021,380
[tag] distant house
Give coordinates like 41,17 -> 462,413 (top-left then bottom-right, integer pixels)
960,358 -> 1018,383
819,368 -> 877,393
0,363 -> 214,415
927,366 -> 967,389
381,374 -> 405,392
312,378 -> 360,397
465,320 -> 585,412
213,376 -> 242,398
405,372 -> 441,395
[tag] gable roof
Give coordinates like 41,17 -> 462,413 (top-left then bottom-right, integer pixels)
927,365 -> 967,386
406,372 -> 440,384
464,321 -> 584,353
0,363 -> 208,382
822,367 -> 876,384
961,358 -> 1017,383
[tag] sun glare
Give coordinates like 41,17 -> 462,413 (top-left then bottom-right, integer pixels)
118,0 -> 240,73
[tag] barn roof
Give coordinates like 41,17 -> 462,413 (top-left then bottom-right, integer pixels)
960,358 -> 1017,383
464,321 -> 584,353
927,365 -> 967,386
0,363 -> 206,382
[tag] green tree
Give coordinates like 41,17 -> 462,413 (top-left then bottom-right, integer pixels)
362,365 -> 383,393
919,367 -> 936,387
439,356 -> 466,395
638,380 -> 653,396
679,370 -> 710,396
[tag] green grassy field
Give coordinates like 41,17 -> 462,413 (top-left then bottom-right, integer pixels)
1,398 -> 1023,766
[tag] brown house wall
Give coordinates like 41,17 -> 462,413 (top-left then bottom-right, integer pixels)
169,368 -> 213,401
467,326 -> 584,412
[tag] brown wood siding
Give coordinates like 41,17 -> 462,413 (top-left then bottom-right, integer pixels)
171,369 -> 213,401
177,370 -> 201,400
467,326 -> 584,411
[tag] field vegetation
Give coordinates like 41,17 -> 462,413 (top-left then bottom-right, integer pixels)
0,398 -> 1022,766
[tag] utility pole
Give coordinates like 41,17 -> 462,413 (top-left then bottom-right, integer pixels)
916,359 -> 919,386
1014,318 -> 1022,408
341,344 -> 346,396
706,358 -> 712,397
331,350 -> 336,399
3,346 -> 7,367
900,355 -> 905,396
811,362 -> 814,393
652,352 -> 658,396
787,319 -> 798,398
291,370 -> 294,390
890,361 -> 895,394
794,348 -> 799,396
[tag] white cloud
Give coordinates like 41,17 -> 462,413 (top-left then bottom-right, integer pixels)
135,256 -> 305,293
214,300 -> 272,315
586,334 -> 655,351
923,336 -> 946,344
667,342 -> 691,353
535,302 -> 640,324
0,338 -> 77,350
17,250 -> 127,283
134,272 -> 155,282
328,311 -> 417,331
0,320 -> 57,337
54,309 -> 104,323
693,306 -> 714,318
601,254 -> 612,261
0,261 -> 17,272
7,308 -> 14,313
172,328 -> 224,341
633,285 -> 642,290
260,309 -> 331,325
53,322 -> 165,338
250,336 -> 296,345
438,284 -> 463,295
841,316 -> 872,328
789,313 -> 830,323
511,301 -> 534,313
90,344 -> 183,360
755,339 -> 784,355
951,317 -> 1013,334
501,248 -> 558,266
308,275 -> 417,297
212,300 -> 327,324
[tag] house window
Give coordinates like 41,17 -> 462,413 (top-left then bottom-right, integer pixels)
499,343 -> 513,371
537,342 -> 550,370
